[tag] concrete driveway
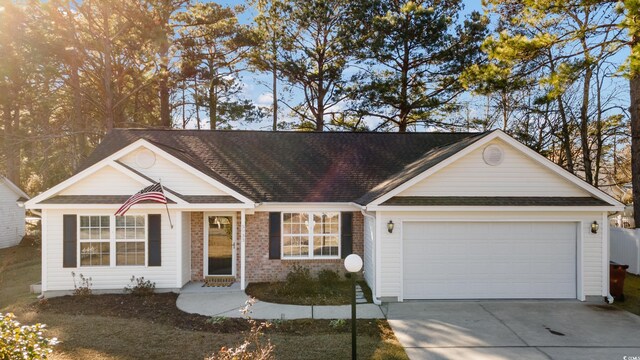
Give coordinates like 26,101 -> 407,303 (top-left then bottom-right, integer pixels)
386,301 -> 640,360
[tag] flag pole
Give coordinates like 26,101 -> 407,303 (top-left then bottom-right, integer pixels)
160,181 -> 174,229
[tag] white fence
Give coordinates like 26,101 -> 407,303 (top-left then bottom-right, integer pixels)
610,227 -> 640,275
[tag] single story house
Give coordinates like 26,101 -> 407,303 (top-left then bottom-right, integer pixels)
26,129 -> 624,302
0,175 -> 29,249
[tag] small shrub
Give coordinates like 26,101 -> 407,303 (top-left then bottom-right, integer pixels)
71,272 -> 92,297
329,318 -> 347,330
317,269 -> 341,286
207,298 -> 274,360
284,265 -> 316,295
0,312 -> 58,359
124,276 -> 156,296
206,316 -> 228,325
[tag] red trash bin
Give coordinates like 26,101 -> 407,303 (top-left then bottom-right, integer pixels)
610,262 -> 629,301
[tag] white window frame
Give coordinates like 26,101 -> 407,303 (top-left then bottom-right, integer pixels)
77,214 -> 148,268
281,212 -> 341,260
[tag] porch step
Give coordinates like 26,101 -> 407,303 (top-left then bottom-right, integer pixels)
203,276 -> 235,287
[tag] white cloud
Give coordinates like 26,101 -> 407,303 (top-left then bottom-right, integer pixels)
257,92 -> 274,107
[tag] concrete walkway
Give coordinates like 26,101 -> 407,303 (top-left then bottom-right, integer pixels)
177,282 -> 385,320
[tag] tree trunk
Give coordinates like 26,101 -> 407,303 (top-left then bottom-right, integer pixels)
631,73 -> 640,227
556,96 -> 574,173
194,75 -> 201,130
272,38 -> 278,131
272,62 -> 278,131
102,6 -> 114,131
159,39 -> 171,128
3,100 -> 19,185
70,56 -> 86,167
580,65 -> 594,185
209,78 -> 217,130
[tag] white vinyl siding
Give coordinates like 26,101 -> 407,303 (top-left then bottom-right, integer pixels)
43,208 -> 178,291
398,139 -> 590,198
378,211 -> 605,300
119,148 -> 228,196
403,221 -> 577,299
60,166 -> 145,196
0,182 -> 25,249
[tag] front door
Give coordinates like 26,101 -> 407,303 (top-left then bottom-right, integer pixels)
205,215 -> 234,276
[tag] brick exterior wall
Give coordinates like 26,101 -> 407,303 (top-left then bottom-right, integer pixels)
189,210 -> 364,283
245,211 -> 365,283
190,212 -> 204,280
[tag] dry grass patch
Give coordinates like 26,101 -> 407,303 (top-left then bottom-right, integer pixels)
613,273 -> 640,317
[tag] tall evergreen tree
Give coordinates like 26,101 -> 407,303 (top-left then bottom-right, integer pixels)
347,0 -> 488,132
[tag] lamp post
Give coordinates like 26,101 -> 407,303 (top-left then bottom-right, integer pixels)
344,254 -> 363,360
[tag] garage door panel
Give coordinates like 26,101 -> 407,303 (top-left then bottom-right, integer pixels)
402,222 -> 577,300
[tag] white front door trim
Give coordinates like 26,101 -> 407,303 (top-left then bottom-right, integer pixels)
203,212 -> 237,278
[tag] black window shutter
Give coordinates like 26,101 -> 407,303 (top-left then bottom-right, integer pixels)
269,212 -> 281,259
63,215 -> 77,268
148,214 -> 162,266
341,212 -> 353,259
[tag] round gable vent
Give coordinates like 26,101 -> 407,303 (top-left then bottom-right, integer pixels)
135,149 -> 156,169
482,144 -> 504,166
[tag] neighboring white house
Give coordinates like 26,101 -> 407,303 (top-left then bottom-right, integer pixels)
0,176 -> 29,249
26,129 -> 624,302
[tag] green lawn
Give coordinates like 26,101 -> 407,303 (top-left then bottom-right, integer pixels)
613,272 -> 640,317
0,243 -> 408,360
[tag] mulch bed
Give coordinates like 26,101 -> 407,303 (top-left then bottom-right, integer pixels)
33,293 -> 383,336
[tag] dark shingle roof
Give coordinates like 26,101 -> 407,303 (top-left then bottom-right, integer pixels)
381,196 -> 610,206
40,195 -> 176,204
79,129 -> 483,203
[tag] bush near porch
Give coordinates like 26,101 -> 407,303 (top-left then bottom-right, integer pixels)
245,266 -> 373,305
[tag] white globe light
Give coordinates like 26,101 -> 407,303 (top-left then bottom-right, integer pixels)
344,254 -> 363,273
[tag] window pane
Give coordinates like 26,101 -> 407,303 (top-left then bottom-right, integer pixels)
90,216 -> 99,227
90,228 -> 100,239
135,215 -> 145,226
116,241 -> 145,266
116,228 -> 125,239
126,216 -> 135,226
313,235 -> 339,256
136,228 -> 145,239
80,216 -> 89,227
116,216 -> 124,226
101,228 -> 110,239
101,216 -> 110,227
80,242 -> 109,266
80,228 -> 90,240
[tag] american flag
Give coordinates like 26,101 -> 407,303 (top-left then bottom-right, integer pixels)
115,182 -> 167,216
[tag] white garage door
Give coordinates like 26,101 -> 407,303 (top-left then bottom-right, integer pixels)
403,222 -> 577,299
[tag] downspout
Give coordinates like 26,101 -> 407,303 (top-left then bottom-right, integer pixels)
360,208 -> 382,305
602,212 -> 614,304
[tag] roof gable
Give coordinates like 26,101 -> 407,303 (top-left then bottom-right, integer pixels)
368,130 -> 623,208
397,138 -> 590,197
0,176 -> 29,199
